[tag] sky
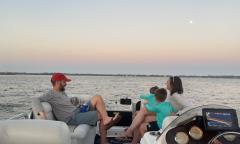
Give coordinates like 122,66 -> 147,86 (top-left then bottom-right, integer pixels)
0,0 -> 240,75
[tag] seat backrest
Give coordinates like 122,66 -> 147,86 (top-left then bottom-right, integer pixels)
162,116 -> 178,130
0,120 -> 71,144
32,102 -> 56,120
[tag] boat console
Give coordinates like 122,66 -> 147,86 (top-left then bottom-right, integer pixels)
142,105 -> 240,144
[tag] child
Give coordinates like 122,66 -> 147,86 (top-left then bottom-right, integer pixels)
145,88 -> 176,131
140,86 -> 159,107
123,88 -> 176,144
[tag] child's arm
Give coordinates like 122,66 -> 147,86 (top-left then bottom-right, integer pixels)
139,94 -> 152,100
169,103 -> 177,116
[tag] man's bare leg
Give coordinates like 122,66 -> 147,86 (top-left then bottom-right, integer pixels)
91,95 -> 112,125
99,119 -> 107,144
97,112 -> 121,144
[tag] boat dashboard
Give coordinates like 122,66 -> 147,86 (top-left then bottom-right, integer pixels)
165,108 -> 240,144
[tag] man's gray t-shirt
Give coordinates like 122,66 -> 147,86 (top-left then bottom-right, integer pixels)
32,90 -> 77,122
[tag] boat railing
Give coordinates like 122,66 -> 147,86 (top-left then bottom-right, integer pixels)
7,113 -> 29,120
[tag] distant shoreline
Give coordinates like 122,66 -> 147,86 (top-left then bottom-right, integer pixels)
0,72 -> 239,79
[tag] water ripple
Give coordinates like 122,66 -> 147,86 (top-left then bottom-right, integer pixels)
0,75 -> 240,119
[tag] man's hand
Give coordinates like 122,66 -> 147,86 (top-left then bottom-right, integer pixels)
38,112 -> 46,119
70,97 -> 80,106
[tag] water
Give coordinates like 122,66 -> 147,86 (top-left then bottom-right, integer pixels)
0,75 -> 240,120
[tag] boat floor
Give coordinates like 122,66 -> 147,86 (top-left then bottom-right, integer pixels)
94,134 -> 135,144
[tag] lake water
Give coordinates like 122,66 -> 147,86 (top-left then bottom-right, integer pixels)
0,75 -> 240,120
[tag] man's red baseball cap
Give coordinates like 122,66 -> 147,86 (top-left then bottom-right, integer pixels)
51,73 -> 71,82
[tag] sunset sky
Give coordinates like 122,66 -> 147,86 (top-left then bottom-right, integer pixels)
0,0 -> 240,75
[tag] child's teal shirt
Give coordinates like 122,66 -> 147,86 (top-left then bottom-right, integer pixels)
146,102 -> 176,128
140,94 -> 157,107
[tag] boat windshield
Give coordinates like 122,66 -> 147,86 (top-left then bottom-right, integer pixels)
161,104 -> 240,136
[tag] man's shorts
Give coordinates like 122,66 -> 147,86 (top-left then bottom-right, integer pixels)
67,101 -> 98,126
147,121 -> 160,131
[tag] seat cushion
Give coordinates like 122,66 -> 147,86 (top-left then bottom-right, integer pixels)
42,102 -> 56,120
33,102 -> 96,142
162,116 -> 178,130
70,124 -> 92,139
32,102 -> 55,120
0,120 -> 71,144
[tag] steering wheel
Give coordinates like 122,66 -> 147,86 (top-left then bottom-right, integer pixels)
208,131 -> 240,144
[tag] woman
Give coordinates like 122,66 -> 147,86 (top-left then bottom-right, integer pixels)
122,88 -> 175,144
122,76 -> 185,143
166,76 -> 186,112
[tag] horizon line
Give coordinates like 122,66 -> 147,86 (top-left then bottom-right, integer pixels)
0,72 -> 239,78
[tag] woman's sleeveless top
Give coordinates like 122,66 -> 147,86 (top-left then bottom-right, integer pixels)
166,93 -> 189,112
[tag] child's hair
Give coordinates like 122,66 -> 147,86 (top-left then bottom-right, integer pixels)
155,88 -> 167,102
150,86 -> 159,94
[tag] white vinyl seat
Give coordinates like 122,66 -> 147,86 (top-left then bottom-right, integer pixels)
0,120 -> 71,144
141,116 -> 178,144
32,102 -> 96,144
162,116 -> 178,130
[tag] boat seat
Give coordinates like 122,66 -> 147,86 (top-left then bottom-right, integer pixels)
32,102 -> 96,144
0,120 -> 71,144
162,116 -> 178,130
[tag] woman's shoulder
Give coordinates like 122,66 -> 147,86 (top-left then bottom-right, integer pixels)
167,93 -> 183,99
172,93 -> 183,97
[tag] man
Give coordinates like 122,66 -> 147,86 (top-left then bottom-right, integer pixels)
32,72 -> 119,144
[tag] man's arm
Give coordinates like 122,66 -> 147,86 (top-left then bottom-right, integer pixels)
32,93 -> 51,119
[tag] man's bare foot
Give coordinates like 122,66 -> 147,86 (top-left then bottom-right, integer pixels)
103,113 -> 121,126
103,117 -> 112,126
106,113 -> 122,130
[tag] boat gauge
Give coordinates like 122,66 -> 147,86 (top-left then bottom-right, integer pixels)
223,134 -> 236,142
189,126 -> 203,140
174,132 -> 189,144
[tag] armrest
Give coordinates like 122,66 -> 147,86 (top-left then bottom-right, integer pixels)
0,120 -> 71,144
70,124 -> 93,139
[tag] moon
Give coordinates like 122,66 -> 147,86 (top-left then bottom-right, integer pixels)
189,20 -> 193,24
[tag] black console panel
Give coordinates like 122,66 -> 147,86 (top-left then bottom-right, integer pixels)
166,116 -> 240,144
107,111 -> 132,126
